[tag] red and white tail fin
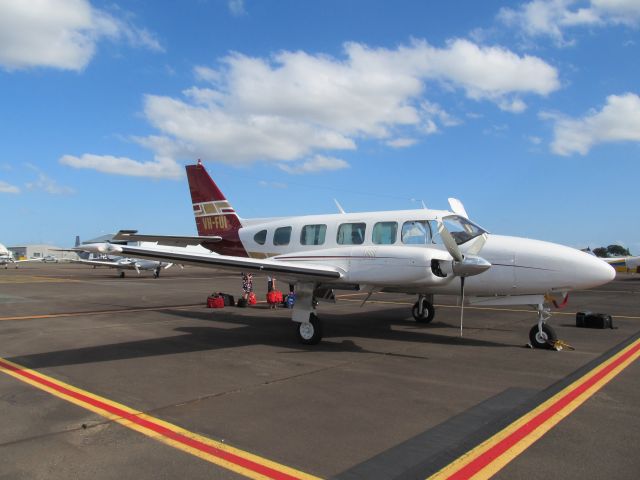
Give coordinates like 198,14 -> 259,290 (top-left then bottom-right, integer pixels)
186,160 -> 248,256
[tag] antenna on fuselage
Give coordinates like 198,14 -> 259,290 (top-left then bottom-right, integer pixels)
334,199 -> 346,214
421,200 -> 428,209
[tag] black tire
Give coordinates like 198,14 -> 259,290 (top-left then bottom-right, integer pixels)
412,300 -> 435,323
296,313 -> 323,345
119,271 -> 125,278
529,324 -> 557,349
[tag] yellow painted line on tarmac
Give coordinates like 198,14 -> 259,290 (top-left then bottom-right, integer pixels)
337,297 -> 640,320
0,304 -> 203,322
427,337 -> 640,480
0,275 -> 82,284
0,356 -> 320,480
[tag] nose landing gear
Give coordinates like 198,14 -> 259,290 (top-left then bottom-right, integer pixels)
529,304 -> 557,349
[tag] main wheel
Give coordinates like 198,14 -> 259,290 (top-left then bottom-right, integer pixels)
529,324 -> 557,349
296,313 -> 323,345
119,271 -> 125,278
412,300 -> 435,323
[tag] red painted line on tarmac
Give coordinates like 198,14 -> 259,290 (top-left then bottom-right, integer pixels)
0,358 -> 305,480
440,339 -> 640,479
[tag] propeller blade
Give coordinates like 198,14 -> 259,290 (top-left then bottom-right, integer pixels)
448,198 -> 469,218
466,233 -> 488,256
438,221 -> 463,262
135,264 -> 141,275
164,263 -> 174,270
460,276 -> 465,337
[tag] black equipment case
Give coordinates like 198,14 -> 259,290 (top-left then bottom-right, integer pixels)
576,311 -> 613,329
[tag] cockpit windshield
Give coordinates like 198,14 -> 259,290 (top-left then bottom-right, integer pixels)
441,215 -> 486,245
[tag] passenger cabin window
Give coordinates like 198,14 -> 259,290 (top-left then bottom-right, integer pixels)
372,222 -> 397,245
401,221 -> 433,244
254,230 -> 267,245
337,223 -> 366,245
273,226 -> 292,246
300,224 -> 327,245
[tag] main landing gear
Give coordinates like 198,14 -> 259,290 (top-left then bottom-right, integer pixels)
153,267 -> 161,279
529,303 -> 557,349
296,313 -> 323,345
292,283 -> 324,345
412,294 -> 435,323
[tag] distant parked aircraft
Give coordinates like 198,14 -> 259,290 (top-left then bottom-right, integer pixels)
0,243 -> 43,269
603,256 -> 640,273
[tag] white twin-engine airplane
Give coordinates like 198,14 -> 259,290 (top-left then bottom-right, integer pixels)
108,160 -> 615,348
72,242 -> 175,278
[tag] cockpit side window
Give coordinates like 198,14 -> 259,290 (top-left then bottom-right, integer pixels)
401,221 -> 433,244
441,215 -> 486,245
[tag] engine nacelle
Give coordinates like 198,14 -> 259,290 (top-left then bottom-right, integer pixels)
279,246 -> 456,287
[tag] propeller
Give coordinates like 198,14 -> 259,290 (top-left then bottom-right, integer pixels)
437,216 -> 491,336
134,263 -> 141,275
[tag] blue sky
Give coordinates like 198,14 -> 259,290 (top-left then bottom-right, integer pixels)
1,0 -> 639,252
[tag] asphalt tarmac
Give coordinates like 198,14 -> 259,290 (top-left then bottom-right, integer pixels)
0,263 -> 638,479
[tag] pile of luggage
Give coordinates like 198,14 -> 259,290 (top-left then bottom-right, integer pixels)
207,290 -> 296,309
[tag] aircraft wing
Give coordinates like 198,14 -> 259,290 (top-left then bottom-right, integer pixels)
112,230 -> 222,247
14,258 -> 44,263
71,259 -> 127,269
113,245 -> 343,281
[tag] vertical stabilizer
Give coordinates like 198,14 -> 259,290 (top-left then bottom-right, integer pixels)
186,160 -> 248,256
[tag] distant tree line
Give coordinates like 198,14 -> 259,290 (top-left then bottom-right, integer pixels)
592,245 -> 631,258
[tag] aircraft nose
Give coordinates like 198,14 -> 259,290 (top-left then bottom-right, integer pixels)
590,255 -> 616,285
573,251 -> 616,289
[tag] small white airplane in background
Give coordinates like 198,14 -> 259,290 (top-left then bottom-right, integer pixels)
71,242 -> 175,278
0,243 -> 43,269
106,160 -> 615,348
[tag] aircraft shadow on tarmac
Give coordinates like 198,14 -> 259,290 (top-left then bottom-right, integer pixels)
7,307 -> 514,370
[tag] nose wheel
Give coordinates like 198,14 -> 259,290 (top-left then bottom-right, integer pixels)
296,313 -> 322,345
529,323 -> 557,349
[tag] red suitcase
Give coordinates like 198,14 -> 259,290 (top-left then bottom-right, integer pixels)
207,296 -> 225,308
248,292 -> 257,305
267,290 -> 283,305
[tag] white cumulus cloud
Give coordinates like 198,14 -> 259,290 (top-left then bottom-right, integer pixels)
499,0 -> 640,45
60,154 -> 183,179
135,40 -> 558,166
545,93 -> 640,155
0,180 -> 20,194
278,155 -> 350,174
61,39 -> 560,178
0,0 -> 162,71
